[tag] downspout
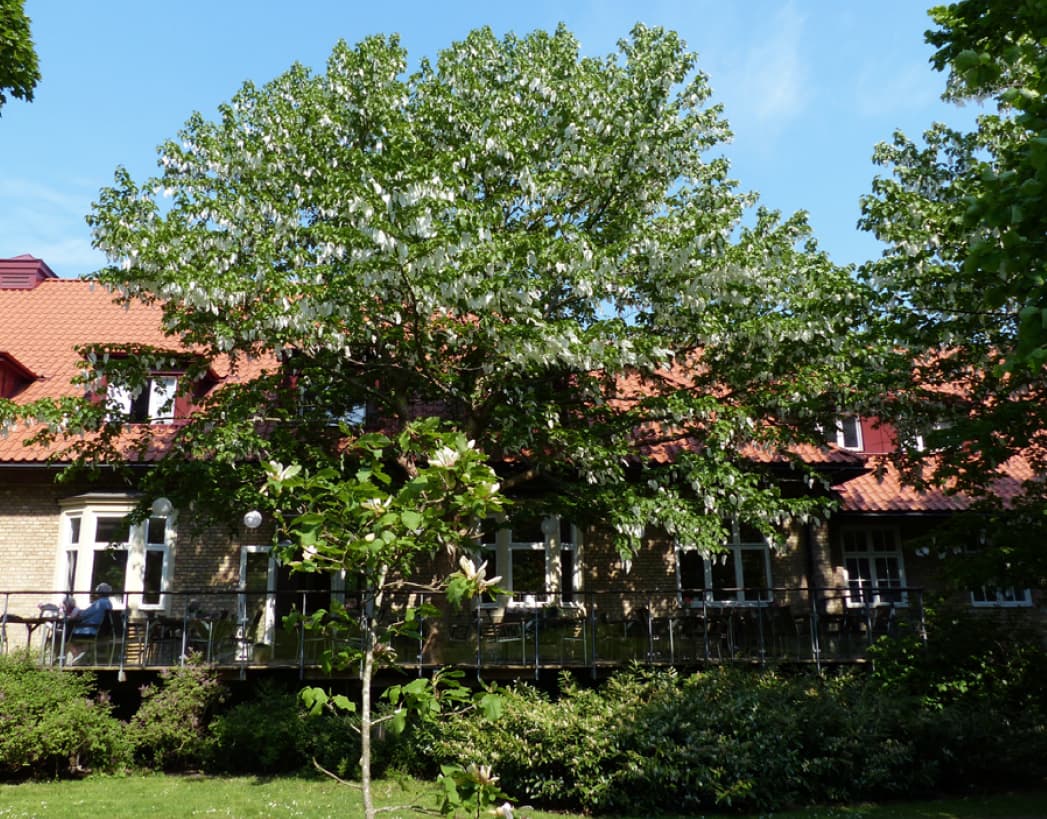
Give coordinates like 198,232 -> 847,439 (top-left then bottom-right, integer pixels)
804,520 -> 823,673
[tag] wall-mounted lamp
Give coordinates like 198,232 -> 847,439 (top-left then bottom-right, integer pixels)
150,497 -> 174,517
243,509 -> 263,530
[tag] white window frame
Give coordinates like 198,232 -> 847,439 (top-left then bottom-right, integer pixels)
481,516 -> 581,607
841,526 -> 907,607
970,585 -> 1033,608
675,522 -> 773,606
238,545 -> 278,649
56,494 -> 176,612
108,375 -> 178,424
831,416 -> 863,450
961,542 -> 1033,608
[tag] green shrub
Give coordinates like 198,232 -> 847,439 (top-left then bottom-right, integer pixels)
415,660 -> 1046,815
208,681 -> 307,774
413,668 -> 655,809
207,680 -> 367,778
303,708 -> 363,779
0,653 -> 131,779
127,660 -> 226,771
868,604 -> 1047,790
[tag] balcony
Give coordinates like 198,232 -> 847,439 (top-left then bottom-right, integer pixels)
0,586 -> 927,678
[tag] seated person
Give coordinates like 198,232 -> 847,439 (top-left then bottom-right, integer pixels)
66,582 -> 114,664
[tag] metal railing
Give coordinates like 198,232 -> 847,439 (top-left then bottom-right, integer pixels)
0,586 -> 929,677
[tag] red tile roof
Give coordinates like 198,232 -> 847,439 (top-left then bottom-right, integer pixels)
836,455 -> 1035,513
0,278 -> 274,463
1,274 -> 1027,516
615,360 -> 867,471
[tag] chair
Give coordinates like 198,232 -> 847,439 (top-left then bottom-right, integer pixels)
702,610 -> 730,661
84,609 -> 125,666
647,616 -> 674,662
478,618 -> 526,664
36,604 -> 63,665
554,612 -> 588,664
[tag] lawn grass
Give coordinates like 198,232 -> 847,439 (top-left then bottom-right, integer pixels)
0,775 -> 1045,818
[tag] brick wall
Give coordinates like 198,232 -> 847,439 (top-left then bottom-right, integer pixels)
0,474 -> 62,614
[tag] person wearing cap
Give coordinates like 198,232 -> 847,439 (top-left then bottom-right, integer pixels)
66,583 -> 114,665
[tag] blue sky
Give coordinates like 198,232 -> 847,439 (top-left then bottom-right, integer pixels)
1,1 -> 976,278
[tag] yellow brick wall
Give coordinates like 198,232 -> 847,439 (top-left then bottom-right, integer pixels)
0,475 -> 62,616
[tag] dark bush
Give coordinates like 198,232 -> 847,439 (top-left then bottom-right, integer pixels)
0,653 -> 130,779
209,680 -> 307,773
303,707 -> 363,779
207,680 -> 366,778
415,654 -> 1047,815
868,605 -> 1047,790
127,659 -> 226,771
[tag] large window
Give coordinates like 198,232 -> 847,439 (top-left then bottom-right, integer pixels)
841,527 -> 906,606
58,495 -> 175,610
108,375 -> 178,423
237,545 -> 354,652
481,516 -> 579,605
676,523 -> 772,605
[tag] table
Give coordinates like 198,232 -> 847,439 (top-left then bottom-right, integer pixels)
1,613 -> 65,662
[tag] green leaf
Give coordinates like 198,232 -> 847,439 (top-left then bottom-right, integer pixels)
330,694 -> 356,714
400,510 -> 423,530
388,708 -> 407,735
478,692 -> 503,720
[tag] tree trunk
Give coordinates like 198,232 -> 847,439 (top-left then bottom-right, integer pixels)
360,565 -> 387,819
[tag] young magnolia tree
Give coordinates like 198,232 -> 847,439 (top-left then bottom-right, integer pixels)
263,421 -> 505,818
858,1 -> 1047,583
64,24 -> 867,554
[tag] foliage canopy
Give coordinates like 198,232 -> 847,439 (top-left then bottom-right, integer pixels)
0,0 -> 39,112
860,1 -> 1047,468
2,25 -> 867,555
858,0 -> 1047,580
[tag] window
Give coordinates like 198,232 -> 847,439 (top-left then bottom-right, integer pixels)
826,416 -> 863,450
970,585 -> 1032,607
913,422 -> 950,453
108,375 -> 178,423
842,527 -> 906,606
961,541 -> 1032,608
676,523 -> 772,605
57,495 -> 175,610
237,544 -> 348,656
481,516 -> 579,605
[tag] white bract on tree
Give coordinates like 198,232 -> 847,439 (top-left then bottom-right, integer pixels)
68,25 -> 867,555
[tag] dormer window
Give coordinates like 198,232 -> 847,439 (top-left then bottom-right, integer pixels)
825,416 -> 863,450
108,375 -> 178,423
0,352 -> 37,399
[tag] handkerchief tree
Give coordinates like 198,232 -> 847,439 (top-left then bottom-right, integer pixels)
72,24 -> 866,557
